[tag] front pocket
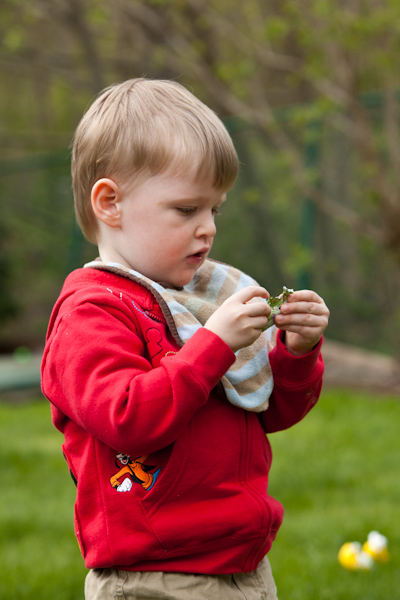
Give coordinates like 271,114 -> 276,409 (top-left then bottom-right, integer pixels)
140,408 -> 269,552
62,445 -> 78,486
62,445 -> 87,558
74,504 -> 86,558
140,425 -> 192,527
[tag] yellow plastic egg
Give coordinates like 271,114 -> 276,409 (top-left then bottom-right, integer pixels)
338,542 -> 373,570
362,531 -> 390,563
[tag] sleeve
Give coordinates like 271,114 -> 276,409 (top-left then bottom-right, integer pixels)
261,329 -> 324,433
41,295 -> 236,456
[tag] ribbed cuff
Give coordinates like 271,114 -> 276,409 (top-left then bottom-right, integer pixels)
270,330 -> 324,385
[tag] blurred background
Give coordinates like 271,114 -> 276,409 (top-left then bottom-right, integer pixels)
1,0 -> 399,361
1,3 -> 400,599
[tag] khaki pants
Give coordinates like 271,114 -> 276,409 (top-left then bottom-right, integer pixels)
85,556 -> 278,600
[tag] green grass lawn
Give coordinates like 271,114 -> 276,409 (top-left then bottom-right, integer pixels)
268,388 -> 399,599
0,399 -> 87,600
0,389 -> 398,599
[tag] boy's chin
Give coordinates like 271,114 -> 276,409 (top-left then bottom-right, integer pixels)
162,272 -> 198,289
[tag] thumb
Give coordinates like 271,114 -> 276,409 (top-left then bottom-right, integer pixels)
233,285 -> 270,304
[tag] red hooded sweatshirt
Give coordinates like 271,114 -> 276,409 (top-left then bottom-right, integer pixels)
41,267 -> 324,574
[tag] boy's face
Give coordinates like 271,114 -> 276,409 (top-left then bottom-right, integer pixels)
108,169 -> 226,288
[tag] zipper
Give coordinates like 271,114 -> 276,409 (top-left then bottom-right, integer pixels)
145,310 -> 167,324
241,412 -> 273,572
130,299 -> 167,325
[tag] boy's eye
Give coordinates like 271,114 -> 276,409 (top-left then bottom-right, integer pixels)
176,206 -> 222,217
177,207 -> 196,215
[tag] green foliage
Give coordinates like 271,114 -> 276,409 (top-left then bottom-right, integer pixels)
0,223 -> 19,331
1,0 -> 400,355
282,244 -> 315,280
265,286 -> 294,329
0,154 -> 94,348
264,17 -> 290,42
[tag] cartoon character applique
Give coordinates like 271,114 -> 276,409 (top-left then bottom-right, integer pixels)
110,453 -> 161,493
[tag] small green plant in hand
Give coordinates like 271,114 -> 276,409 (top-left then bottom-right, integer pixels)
264,286 -> 294,330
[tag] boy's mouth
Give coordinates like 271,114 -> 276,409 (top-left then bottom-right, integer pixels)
187,248 -> 210,263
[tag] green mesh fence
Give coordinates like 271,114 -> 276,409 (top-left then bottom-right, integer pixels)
0,117 -> 399,357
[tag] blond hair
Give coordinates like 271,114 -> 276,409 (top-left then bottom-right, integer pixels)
71,78 -> 239,243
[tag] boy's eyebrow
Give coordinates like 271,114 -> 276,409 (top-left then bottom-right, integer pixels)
161,192 -> 227,205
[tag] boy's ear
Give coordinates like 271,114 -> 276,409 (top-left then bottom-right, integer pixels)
91,178 -> 123,228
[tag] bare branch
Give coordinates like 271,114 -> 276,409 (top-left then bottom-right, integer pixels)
383,83 -> 400,185
119,0 -> 386,246
61,0 -> 105,93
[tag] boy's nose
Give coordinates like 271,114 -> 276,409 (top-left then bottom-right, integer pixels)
197,214 -> 217,239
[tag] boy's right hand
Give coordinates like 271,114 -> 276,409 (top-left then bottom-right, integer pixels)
204,286 -> 271,353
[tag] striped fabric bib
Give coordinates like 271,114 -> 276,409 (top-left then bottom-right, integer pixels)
85,259 -> 274,412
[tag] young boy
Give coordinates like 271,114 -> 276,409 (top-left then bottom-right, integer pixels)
41,78 -> 329,600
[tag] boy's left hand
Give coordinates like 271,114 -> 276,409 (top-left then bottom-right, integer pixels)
273,290 -> 329,356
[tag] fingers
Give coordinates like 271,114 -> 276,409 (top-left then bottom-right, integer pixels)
284,289 -> 326,308
236,286 -> 271,322
246,315 -> 271,332
203,286 -> 272,352
277,291 -> 329,321
228,285 -> 271,321
235,285 -> 270,303
275,318 -> 329,337
277,305 -> 328,327
245,300 -> 271,318
273,289 -> 329,355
